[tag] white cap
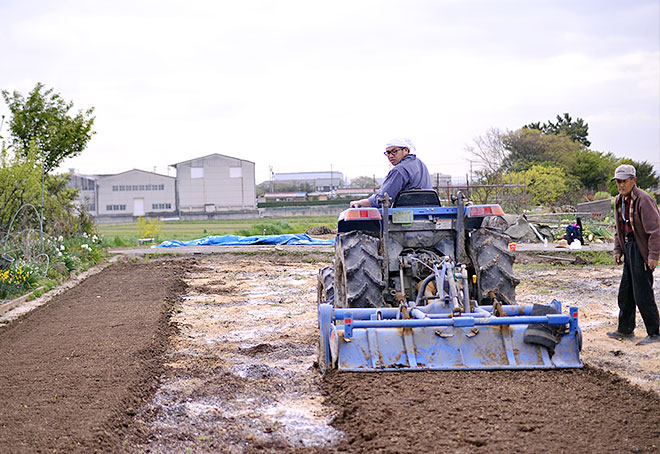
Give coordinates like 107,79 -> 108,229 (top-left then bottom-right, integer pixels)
385,137 -> 415,152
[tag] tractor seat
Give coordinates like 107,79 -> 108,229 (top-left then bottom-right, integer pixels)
392,189 -> 441,207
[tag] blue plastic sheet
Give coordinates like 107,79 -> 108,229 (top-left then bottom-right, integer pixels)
154,233 -> 335,248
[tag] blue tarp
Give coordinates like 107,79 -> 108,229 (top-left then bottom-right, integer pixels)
154,233 -> 335,248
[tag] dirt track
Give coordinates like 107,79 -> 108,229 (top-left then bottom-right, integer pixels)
0,250 -> 659,453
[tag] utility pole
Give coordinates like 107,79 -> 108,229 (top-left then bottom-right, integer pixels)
330,164 -> 333,194
269,166 -> 274,192
467,159 -> 475,183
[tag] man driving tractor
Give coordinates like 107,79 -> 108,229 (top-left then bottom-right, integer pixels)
350,137 -> 432,208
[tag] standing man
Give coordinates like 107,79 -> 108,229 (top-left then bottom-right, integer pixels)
607,164 -> 660,345
350,137 -> 432,208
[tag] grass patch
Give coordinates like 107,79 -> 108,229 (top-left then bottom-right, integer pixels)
579,250 -> 615,265
516,250 -> 615,269
97,216 -> 338,246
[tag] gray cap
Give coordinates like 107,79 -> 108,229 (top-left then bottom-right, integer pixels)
611,164 -> 636,181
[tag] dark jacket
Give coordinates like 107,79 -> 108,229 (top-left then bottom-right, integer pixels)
613,185 -> 660,264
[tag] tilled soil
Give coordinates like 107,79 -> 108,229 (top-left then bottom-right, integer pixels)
0,258 -> 188,453
325,368 -> 660,453
0,251 -> 659,453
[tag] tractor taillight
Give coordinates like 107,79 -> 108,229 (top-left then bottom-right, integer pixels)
344,208 -> 382,221
467,205 -> 504,217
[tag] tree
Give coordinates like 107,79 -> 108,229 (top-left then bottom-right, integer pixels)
465,128 -> 508,177
465,128 -> 511,205
0,145 -> 81,236
255,180 -> 314,196
505,165 -> 570,206
572,149 -> 618,191
2,83 -> 95,172
502,128 -> 581,172
524,113 -> 590,147
630,160 -> 659,190
606,159 -> 660,195
0,146 -> 43,232
349,176 -> 379,188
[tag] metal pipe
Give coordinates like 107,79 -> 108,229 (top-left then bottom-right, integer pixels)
346,314 -> 572,329
422,307 -> 492,318
438,262 -> 447,302
399,257 -> 407,302
380,193 -> 391,281
431,263 -> 442,304
461,265 -> 471,313
334,304 -> 540,320
415,273 -> 436,306
410,308 -> 427,319
455,191 -> 467,263
446,263 -> 460,310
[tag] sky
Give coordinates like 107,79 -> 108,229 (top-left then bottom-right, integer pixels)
0,0 -> 658,185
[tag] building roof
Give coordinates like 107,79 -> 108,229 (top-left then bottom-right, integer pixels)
68,172 -> 101,180
98,168 -> 175,180
170,153 -> 255,167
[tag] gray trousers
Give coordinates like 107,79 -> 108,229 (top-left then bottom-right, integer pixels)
617,238 -> 660,336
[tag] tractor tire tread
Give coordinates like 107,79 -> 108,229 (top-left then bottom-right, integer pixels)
335,231 -> 385,308
468,227 -> 520,304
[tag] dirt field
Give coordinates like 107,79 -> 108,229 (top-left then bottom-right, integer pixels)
1,249 -> 659,453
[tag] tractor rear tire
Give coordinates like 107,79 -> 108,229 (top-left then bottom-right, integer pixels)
317,266 -> 335,304
468,227 -> 520,305
334,231 -> 386,308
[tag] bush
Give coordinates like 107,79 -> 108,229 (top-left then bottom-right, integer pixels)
137,217 -> 161,240
0,262 -> 35,299
236,221 -> 294,236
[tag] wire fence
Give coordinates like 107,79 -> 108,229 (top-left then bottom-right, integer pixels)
0,204 -> 50,299
435,174 -> 529,214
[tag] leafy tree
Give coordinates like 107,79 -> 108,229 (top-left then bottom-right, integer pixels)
572,149 -> 618,191
630,160 -> 659,190
2,83 -> 95,172
255,180 -> 315,196
524,113 -> 590,147
0,147 -> 43,232
606,158 -> 660,195
349,176 -> 379,188
502,128 -> 581,172
45,171 -> 88,235
468,114 -> 655,206
504,165 -> 570,206
0,144 -> 85,238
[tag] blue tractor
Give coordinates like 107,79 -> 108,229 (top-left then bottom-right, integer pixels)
317,190 -> 582,372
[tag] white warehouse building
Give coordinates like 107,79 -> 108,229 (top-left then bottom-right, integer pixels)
97,169 -> 176,217
67,153 -> 258,221
172,153 -> 256,213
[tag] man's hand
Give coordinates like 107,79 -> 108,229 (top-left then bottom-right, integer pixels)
350,198 -> 370,208
648,258 -> 658,271
615,253 -> 623,265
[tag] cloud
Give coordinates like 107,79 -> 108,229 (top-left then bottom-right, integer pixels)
1,0 -> 658,183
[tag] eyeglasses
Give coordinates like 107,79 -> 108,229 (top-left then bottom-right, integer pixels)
384,148 -> 402,156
